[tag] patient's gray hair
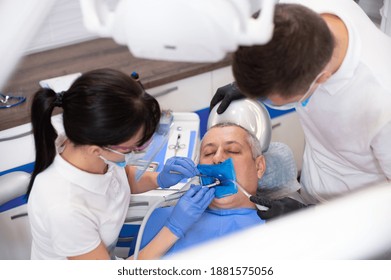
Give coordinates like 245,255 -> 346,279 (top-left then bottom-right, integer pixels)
204,122 -> 263,159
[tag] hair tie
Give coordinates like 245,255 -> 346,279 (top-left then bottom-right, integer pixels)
54,91 -> 65,107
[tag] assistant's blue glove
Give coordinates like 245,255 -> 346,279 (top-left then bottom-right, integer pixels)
157,157 -> 198,189
165,185 -> 215,238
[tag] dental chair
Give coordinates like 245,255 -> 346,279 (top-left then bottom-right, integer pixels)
258,141 -> 305,203
0,171 -> 32,260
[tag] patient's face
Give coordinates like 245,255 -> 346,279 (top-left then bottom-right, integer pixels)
199,126 -> 265,209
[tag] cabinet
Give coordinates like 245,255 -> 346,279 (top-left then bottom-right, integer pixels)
147,72 -> 212,112
0,114 -> 63,175
147,68 -> 235,138
0,123 -> 35,175
0,204 -> 31,260
211,66 -> 234,93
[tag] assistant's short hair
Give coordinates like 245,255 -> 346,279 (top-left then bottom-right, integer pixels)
233,3 -> 335,99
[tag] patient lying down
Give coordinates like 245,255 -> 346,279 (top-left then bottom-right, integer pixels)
140,123 -> 266,256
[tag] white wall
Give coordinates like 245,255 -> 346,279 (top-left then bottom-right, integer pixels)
24,0 -> 97,54
358,0 -> 384,26
380,0 -> 391,35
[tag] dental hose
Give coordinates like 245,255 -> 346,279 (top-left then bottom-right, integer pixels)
132,197 -> 164,260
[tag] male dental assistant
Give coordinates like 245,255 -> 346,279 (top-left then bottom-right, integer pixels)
211,0 -> 391,208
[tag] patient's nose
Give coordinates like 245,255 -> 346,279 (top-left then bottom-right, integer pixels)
212,148 -> 226,164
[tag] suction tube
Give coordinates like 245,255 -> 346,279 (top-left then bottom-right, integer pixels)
224,179 -> 269,211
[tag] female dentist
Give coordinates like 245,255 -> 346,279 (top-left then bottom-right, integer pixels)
27,68 -> 214,259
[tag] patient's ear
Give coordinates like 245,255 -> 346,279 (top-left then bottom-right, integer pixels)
255,155 -> 266,179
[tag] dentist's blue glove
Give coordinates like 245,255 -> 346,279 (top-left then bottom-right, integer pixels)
157,156 -> 198,189
165,185 -> 215,238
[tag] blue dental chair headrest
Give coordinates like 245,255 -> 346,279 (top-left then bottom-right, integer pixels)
257,142 -> 302,200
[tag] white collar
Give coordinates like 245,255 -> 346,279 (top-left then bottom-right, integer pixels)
319,12 -> 362,95
53,154 -> 115,195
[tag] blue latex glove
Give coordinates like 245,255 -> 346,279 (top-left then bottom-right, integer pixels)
165,185 -> 215,238
157,156 -> 198,189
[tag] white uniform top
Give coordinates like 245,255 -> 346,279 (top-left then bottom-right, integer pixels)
281,0 -> 391,203
28,154 -> 130,259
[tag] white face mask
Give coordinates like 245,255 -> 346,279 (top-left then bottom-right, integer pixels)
262,71 -> 325,111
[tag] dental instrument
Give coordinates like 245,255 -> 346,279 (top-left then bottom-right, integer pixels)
169,170 -> 220,185
0,93 -> 26,109
197,158 -> 238,198
163,179 -> 221,202
228,180 -> 269,211
168,134 -> 186,156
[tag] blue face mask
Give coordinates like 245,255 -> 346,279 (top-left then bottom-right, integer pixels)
262,71 -> 325,111
197,158 -> 238,199
99,154 -> 127,168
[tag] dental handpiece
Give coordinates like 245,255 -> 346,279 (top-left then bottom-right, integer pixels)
163,179 -> 221,202
169,170 -> 219,182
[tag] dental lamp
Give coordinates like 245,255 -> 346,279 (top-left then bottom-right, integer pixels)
79,0 -> 276,62
0,0 -> 276,90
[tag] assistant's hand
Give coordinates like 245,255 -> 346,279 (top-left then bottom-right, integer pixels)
250,196 -> 308,221
165,185 -> 215,238
210,82 -> 245,114
157,157 -> 198,189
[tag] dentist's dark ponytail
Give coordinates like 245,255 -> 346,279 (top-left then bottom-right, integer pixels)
28,88 -> 60,196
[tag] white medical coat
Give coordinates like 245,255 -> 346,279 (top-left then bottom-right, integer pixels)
280,0 -> 391,203
28,155 -> 130,259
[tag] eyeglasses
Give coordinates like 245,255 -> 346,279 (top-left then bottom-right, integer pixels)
0,93 -> 26,109
102,139 -> 153,169
107,137 -> 153,153
103,137 -> 153,164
